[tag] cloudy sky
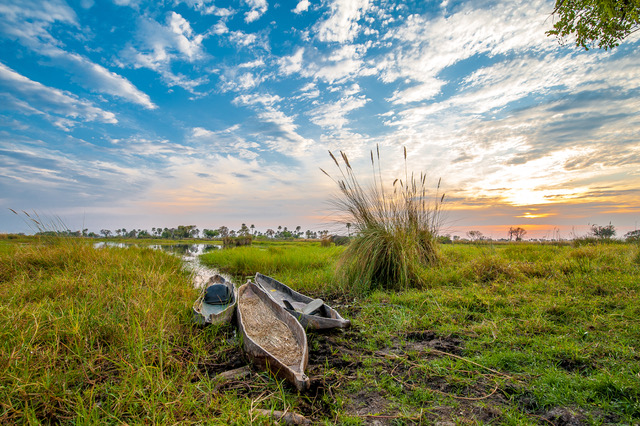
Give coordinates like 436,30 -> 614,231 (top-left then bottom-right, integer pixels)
1,0 -> 639,238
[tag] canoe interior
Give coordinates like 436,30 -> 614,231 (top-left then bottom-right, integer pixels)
237,281 -> 309,391
255,273 -> 350,330
193,274 -> 237,325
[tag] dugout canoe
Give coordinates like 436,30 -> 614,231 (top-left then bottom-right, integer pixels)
255,273 -> 351,330
192,274 -> 237,325
236,281 -> 310,391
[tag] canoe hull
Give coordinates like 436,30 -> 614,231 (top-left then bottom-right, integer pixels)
255,273 -> 350,330
237,281 -> 310,391
192,274 -> 238,325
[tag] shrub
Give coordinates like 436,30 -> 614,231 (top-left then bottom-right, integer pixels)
222,235 -> 252,247
322,146 -> 444,292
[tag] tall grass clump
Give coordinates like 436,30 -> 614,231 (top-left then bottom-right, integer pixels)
322,146 -> 445,293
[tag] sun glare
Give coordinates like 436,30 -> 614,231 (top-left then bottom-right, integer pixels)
516,211 -> 554,219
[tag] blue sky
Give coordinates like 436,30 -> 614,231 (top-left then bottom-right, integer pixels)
1,0 -> 639,238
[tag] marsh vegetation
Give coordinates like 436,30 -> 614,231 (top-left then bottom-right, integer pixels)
2,235 -> 638,424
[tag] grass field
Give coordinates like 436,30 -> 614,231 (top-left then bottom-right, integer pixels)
1,237 -> 639,424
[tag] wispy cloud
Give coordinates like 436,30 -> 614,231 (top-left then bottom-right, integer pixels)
0,0 -> 155,108
308,94 -> 369,130
190,126 -> 259,160
0,62 -> 117,128
381,0 -> 556,104
244,0 -> 267,23
120,12 -> 209,92
315,0 -> 370,43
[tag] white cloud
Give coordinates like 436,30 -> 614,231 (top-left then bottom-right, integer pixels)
120,12 -> 209,92
219,70 -> 266,92
228,30 -> 258,47
0,0 -> 77,31
244,0 -> 268,23
293,0 -> 310,14
238,58 -> 265,68
113,0 -> 140,6
176,0 -> 235,16
297,82 -> 320,99
380,0 -> 556,104
233,93 -> 282,106
41,48 -> 157,109
257,108 -> 313,155
281,44 -> 371,83
212,21 -> 228,35
190,125 -> 260,160
316,0 -> 370,43
278,48 -> 304,75
309,95 -> 369,129
0,62 -> 117,127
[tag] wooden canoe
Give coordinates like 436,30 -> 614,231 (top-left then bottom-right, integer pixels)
255,273 -> 351,330
192,274 -> 237,325
237,281 -> 310,391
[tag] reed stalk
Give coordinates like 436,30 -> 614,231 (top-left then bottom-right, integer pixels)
321,145 -> 445,292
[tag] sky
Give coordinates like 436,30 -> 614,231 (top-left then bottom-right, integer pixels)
1,0 -> 639,239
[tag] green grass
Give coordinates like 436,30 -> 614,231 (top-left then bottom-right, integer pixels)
2,238 -> 639,424
200,243 -> 344,293
0,238 -> 254,424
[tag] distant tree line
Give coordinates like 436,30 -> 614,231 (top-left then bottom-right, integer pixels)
86,224 -> 332,241
35,221 -> 640,244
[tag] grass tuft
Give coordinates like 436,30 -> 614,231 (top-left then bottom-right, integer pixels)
324,145 -> 444,292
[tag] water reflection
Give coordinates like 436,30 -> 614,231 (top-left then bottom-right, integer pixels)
150,244 -> 222,256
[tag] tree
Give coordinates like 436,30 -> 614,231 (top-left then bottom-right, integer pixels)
590,223 -> 616,239
203,229 -> 220,239
346,222 -> 352,237
217,226 -> 229,238
624,229 -> 640,242
547,0 -> 640,50
100,229 -> 112,238
250,224 -> 255,235
266,229 -> 275,238
238,223 -> 250,236
508,227 -> 527,241
466,230 -> 484,241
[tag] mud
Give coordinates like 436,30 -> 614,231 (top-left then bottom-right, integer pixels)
404,330 -> 465,355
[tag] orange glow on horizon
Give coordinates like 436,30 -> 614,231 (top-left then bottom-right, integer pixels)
516,212 -> 555,219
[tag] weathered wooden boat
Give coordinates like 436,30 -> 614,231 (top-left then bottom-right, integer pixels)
192,274 -> 237,325
255,273 -> 351,330
236,281 -> 310,391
